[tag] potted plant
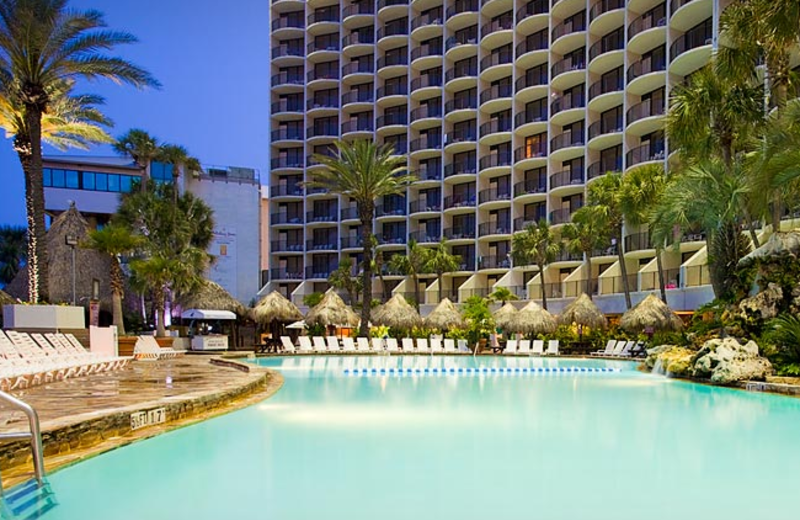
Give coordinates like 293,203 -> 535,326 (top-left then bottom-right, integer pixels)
461,296 -> 495,353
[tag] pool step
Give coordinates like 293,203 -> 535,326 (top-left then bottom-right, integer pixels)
0,478 -> 57,520
344,366 -> 621,376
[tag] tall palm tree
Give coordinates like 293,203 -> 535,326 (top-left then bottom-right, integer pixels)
114,129 -> 160,191
510,219 -> 561,310
388,239 -> 431,309
157,143 -> 202,202
425,238 -> 460,304
84,223 -> 141,335
667,63 -> 764,243
0,225 -> 26,287
308,140 -> 415,336
329,257 -> 362,306
563,206 -> 610,299
0,0 -> 159,303
586,172 -> 633,309
619,164 -> 669,301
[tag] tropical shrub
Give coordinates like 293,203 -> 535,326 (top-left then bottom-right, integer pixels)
762,314 -> 800,376
303,292 -> 323,307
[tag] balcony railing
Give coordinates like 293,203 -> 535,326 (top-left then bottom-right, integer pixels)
628,6 -> 666,40
341,120 -> 374,133
551,93 -> 585,114
410,135 -> 443,152
377,83 -> 408,98
589,33 -> 624,62
271,72 -> 304,87
445,65 -> 477,82
342,61 -> 374,76
410,104 -> 443,121
270,184 -> 304,197
376,203 -> 407,217
552,16 -> 586,42
272,44 -> 304,59
456,258 -> 478,272
386,140 -> 408,155
411,43 -> 443,61
270,268 -> 304,281
627,98 -> 665,123
550,132 -> 584,151
376,113 -> 408,128
443,226 -> 476,240
306,239 -> 338,251
516,31 -> 548,56
342,90 -> 374,105
514,142 -> 547,162
377,234 -> 407,245
479,152 -> 512,170
515,70 -> 548,91
670,0 -> 695,13
271,157 -> 303,169
480,51 -> 513,70
624,231 -> 651,252
444,194 -> 477,209
517,0 -> 548,21
306,211 -> 338,223
270,212 -> 304,225
378,0 -> 409,9
340,206 -> 359,220
480,119 -> 512,136
377,53 -> 408,69
445,96 -> 477,112
271,17 -> 304,31
409,229 -> 442,243
550,207 -> 578,225
478,255 -> 511,269
445,128 -> 477,144
410,199 -> 442,213
306,125 -> 338,139
341,236 -> 363,248
377,24 -> 409,40
587,158 -> 621,180
514,215 -> 547,231
627,56 -> 666,83
343,3 -> 374,18
411,74 -> 443,91
271,240 -> 304,253
514,179 -> 547,197
444,161 -> 477,177
271,99 -> 303,114
551,54 -> 586,78
416,164 -> 443,181
411,11 -> 443,31
480,83 -> 513,105
478,220 -> 511,237
446,33 -> 478,51
306,266 -> 338,279
550,170 -> 585,189
670,23 -> 713,60
626,142 -> 665,166
589,74 -> 623,100
271,128 -> 303,141
588,117 -> 622,140
307,69 -> 339,82
446,0 -> 478,18
308,10 -> 339,24
307,97 -> 339,110
514,108 -> 547,127
307,40 -> 339,54
478,187 -> 511,204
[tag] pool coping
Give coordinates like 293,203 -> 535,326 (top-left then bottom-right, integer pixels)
0,358 -> 284,488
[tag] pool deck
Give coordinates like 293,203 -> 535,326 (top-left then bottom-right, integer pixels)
0,356 -> 282,487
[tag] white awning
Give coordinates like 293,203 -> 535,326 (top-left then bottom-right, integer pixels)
181,309 -> 237,320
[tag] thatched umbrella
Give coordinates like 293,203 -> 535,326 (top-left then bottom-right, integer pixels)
493,302 -> 519,331
424,298 -> 464,331
739,231 -> 800,268
251,291 -> 303,326
179,280 -> 246,316
0,289 -> 14,305
509,301 -> 557,335
559,293 -> 606,329
372,293 -> 422,330
305,289 -> 360,327
620,294 -> 683,333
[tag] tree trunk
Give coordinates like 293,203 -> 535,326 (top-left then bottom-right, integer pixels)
655,247 -> 667,303
412,273 -> 420,309
20,107 -> 49,303
110,260 -> 126,335
359,205 -> 374,337
722,139 -> 760,247
585,252 -> 593,299
155,289 -> 167,337
616,228 -> 632,309
437,269 -> 443,303
538,261 -> 548,310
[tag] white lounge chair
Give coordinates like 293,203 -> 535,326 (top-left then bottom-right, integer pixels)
312,336 -> 328,353
530,340 -> 544,355
356,337 -> 371,352
504,340 -> 517,355
342,337 -> 356,352
280,336 -> 296,353
371,338 -> 385,351
616,341 -> 635,357
386,338 -> 400,352
443,339 -> 456,352
546,340 -> 559,355
610,340 -> 628,356
401,338 -> 415,352
457,339 -> 468,352
518,340 -> 531,354
298,336 -> 314,352
326,336 -> 340,352
430,338 -> 443,353
416,338 -> 430,353
592,340 -> 617,357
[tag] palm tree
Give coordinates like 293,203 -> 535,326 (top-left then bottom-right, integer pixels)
666,63 -> 763,243
488,287 -> 518,306
157,143 -> 202,202
329,257 -> 362,306
425,238 -> 461,303
563,206 -> 610,299
388,239 -> 431,309
619,164 -> 669,301
84,223 -> 141,335
114,129 -> 160,191
0,0 -> 158,303
308,140 -> 415,336
510,220 -> 561,310
0,225 -> 26,287
586,172 -> 633,309
371,244 -> 391,302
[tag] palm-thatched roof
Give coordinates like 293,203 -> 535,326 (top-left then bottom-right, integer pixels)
372,293 -> 422,330
178,280 -> 246,316
251,291 -> 303,325
509,301 -> 557,334
493,302 -> 519,331
424,298 -> 464,330
559,293 -> 606,329
305,289 -> 360,327
738,231 -> 800,267
0,289 -> 15,305
620,294 -> 683,333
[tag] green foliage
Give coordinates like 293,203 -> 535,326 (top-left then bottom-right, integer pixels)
329,258 -> 362,305
0,225 -> 26,287
763,314 -> 800,366
488,287 -> 518,305
444,328 -> 468,340
122,310 -> 146,335
708,220 -> 753,302
650,330 -> 690,348
461,296 -> 494,347
303,292 -> 324,307
306,323 -> 325,338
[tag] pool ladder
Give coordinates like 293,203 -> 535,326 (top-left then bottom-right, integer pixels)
0,391 -> 55,520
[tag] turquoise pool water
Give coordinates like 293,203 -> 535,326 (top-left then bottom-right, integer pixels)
36,356 -> 800,519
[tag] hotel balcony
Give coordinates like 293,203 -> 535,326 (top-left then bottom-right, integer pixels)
477,220 -> 511,237
270,268 -> 304,281
270,240 -> 304,253
478,255 -> 511,270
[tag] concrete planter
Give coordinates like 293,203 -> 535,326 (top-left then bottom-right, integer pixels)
2,304 -> 85,330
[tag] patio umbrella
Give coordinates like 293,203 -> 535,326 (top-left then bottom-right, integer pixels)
509,301 -> 557,335
371,293 -> 422,330
251,291 -> 303,326
620,294 -> 683,333
305,289 -> 360,327
424,298 -> 464,331
493,302 -> 519,331
286,320 -> 306,330
178,280 -> 246,316
558,293 -> 606,329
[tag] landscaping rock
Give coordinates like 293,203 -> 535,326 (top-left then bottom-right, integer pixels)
692,337 -> 773,385
644,344 -> 674,370
645,345 -> 695,377
737,283 -> 783,321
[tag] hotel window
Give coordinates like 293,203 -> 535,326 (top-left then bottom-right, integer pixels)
524,133 -> 546,158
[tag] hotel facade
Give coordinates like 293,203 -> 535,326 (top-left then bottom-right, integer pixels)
266,0 -> 726,312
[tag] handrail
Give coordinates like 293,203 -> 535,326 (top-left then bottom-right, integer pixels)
0,391 -> 45,486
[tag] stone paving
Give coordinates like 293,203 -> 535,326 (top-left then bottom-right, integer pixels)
0,356 -> 282,486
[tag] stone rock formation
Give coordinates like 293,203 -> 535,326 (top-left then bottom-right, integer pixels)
692,337 -> 773,385
737,283 -> 783,321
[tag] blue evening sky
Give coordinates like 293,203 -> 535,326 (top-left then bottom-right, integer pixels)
0,0 -> 270,226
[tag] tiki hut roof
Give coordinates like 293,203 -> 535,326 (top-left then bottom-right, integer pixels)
620,294 -> 683,333
305,289 -> 360,327
509,301 -> 557,335
178,280 -> 246,316
559,293 -> 606,329
493,302 -> 519,331
739,231 -> 800,268
424,298 -> 464,331
0,289 -> 15,305
371,293 -> 422,330
251,291 -> 304,325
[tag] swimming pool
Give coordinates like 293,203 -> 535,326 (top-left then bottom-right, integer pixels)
32,356 -> 800,519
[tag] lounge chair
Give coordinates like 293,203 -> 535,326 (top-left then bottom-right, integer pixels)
616,341 -> 635,357
312,336 -> 328,353
610,340 -> 628,356
504,340 -> 517,355
386,338 -> 400,352
371,338 -> 385,351
416,338 -> 430,353
546,340 -> 559,356
138,335 -> 183,359
443,339 -> 456,352
356,337 -> 371,352
31,333 -> 99,375
280,336 -> 296,353
430,338 -> 443,353
591,340 -> 617,357
342,337 -> 356,352
326,336 -> 340,352
401,338 -> 415,352
457,339 -> 468,352
518,340 -> 531,354
531,340 -> 544,356
298,336 -> 314,352
628,341 -> 647,358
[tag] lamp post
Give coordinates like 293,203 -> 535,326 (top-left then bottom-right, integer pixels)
65,234 -> 78,305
